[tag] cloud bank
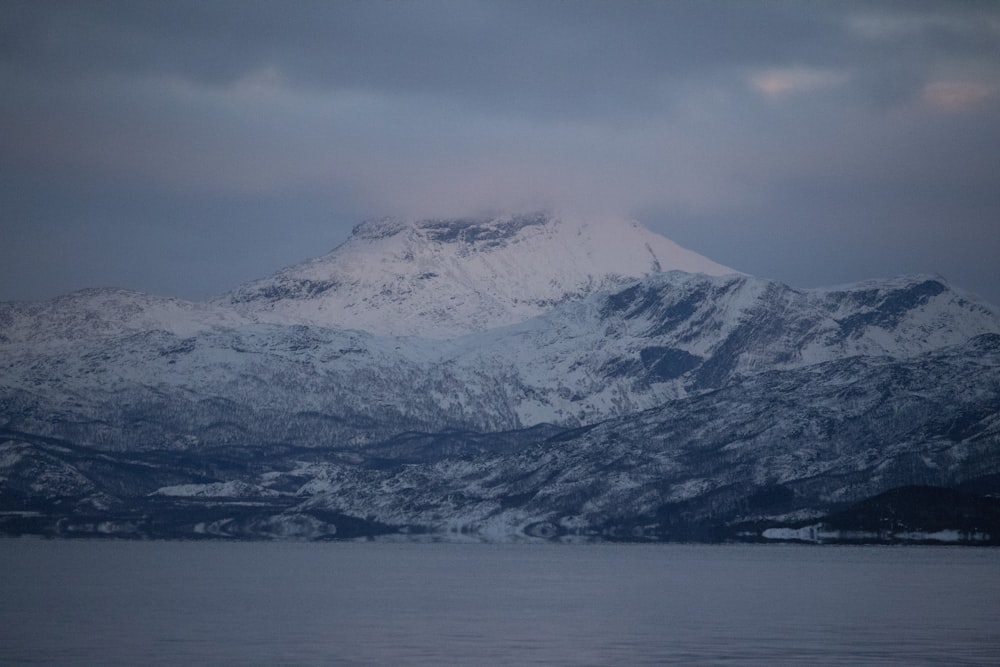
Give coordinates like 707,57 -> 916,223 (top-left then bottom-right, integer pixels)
2,1 -> 999,304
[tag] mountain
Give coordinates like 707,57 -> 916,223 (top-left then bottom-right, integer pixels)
4,272 -> 996,450
4,333 -> 998,542
2,212 -> 999,542
221,211 -> 733,337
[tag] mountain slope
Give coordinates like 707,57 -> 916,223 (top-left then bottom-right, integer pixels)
2,271 -> 996,452
294,333 -> 1000,540
439,271 -> 1000,425
4,334 -> 998,541
0,288 -> 248,344
220,211 -> 734,337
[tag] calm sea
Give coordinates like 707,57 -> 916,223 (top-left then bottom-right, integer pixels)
2,539 -> 998,665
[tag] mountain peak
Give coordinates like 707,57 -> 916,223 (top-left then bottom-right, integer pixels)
223,211 -> 735,338
352,211 -> 552,246
351,216 -> 410,240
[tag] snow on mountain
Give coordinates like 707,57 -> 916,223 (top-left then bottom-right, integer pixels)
3,210 -> 1000,541
291,334 -> 1000,540
3,269 -> 997,453
0,288 -> 248,345
6,333 -> 999,541
438,271 -> 1000,426
220,211 -> 734,337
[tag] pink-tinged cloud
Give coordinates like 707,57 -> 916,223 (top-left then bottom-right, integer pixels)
922,81 -> 997,112
749,67 -> 848,97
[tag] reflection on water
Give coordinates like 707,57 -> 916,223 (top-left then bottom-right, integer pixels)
2,540 -> 998,665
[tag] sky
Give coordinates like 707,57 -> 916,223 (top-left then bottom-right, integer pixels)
2,0 -> 999,305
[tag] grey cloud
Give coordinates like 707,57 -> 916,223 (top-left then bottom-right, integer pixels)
1,1 -> 999,304
1,2 -> 881,117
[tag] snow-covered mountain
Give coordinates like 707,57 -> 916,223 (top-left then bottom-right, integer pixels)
4,333 -> 999,542
294,333 -> 1000,541
2,211 -> 999,541
4,271 -> 997,451
221,211 -> 733,337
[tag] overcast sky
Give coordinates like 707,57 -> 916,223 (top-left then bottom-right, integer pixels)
2,1 -> 999,305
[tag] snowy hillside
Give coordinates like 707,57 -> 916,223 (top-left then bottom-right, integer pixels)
221,212 -> 734,337
4,333 -> 999,541
3,271 -> 996,451
0,288 -> 248,344
443,272 -> 1000,425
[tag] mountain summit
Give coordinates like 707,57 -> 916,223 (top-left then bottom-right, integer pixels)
221,212 -> 734,337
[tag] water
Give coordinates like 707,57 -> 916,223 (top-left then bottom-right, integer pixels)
2,540 -> 998,666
